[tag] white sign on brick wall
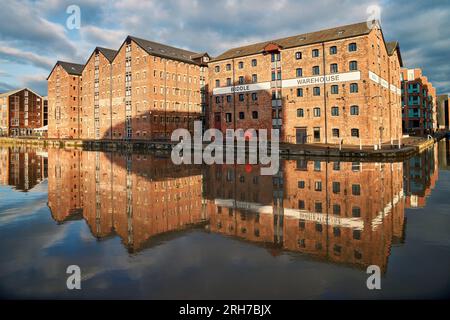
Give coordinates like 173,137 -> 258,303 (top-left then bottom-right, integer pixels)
282,71 -> 361,88
212,82 -> 271,95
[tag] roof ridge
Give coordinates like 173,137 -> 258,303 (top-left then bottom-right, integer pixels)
129,35 -> 198,54
212,20 -> 373,62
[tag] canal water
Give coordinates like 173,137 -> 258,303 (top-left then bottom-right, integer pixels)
0,140 -> 449,299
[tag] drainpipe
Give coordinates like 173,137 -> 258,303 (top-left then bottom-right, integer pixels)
164,59 -> 167,138
110,60 -> 113,140
322,42 -> 328,144
232,58 -> 236,132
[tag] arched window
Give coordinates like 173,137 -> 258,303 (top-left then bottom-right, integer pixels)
350,83 -> 358,93
350,105 -> 359,115
348,43 -> 357,52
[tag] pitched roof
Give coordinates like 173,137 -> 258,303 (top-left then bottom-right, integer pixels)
0,88 -> 22,97
128,36 -> 201,64
57,61 -> 84,75
97,47 -> 117,62
212,21 -> 373,62
80,47 -> 118,73
0,87 -> 42,98
47,60 -> 84,80
386,41 -> 403,67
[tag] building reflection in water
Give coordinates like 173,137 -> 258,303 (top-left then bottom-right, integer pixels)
3,143 -> 441,270
0,146 -> 47,191
403,144 -> 439,208
47,149 -> 206,252
205,160 -> 405,272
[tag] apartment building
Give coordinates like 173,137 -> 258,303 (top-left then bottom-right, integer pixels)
400,68 -> 436,136
47,61 -> 84,139
209,21 -> 403,146
0,88 -> 45,136
108,36 -> 209,140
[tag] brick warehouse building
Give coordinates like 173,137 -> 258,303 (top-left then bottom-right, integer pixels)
0,88 -> 45,136
400,68 -> 437,136
47,61 -> 84,139
81,47 -> 117,139
208,21 -> 403,147
108,36 -> 209,140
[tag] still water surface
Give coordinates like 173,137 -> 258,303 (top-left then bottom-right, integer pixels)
0,140 -> 449,299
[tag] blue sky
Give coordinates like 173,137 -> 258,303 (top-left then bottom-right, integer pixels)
0,0 -> 449,96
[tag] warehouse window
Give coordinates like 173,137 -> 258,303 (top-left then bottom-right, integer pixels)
332,128 -> 340,138
314,181 -> 322,191
313,107 -> 321,117
297,88 -> 303,97
331,85 -> 339,94
226,64 -> 231,71
352,206 -> 361,217
252,111 -> 258,119
238,61 -> 244,69
239,94 -> 244,101
312,49 -> 319,57
349,60 -> 358,71
351,128 -> 360,137
239,76 -> 244,84
251,59 -> 257,67
313,127 -> 321,142
330,46 -> 337,55
331,106 -> 339,116
296,68 -> 303,77
215,79 -> 220,88
226,78 -> 231,86
312,66 -> 320,75
352,184 -> 361,196
350,105 -> 359,115
298,201 -> 305,210
313,87 -> 320,96
297,108 -> 304,117
225,113 -> 232,122
215,66 -> 220,72
271,53 -> 280,62
349,42 -> 357,52
295,52 -> 302,60
239,112 -> 245,119
330,63 -> 338,73
252,74 -> 257,83
332,181 -> 340,193
226,95 -> 232,103
350,83 -> 359,93
251,92 -> 258,101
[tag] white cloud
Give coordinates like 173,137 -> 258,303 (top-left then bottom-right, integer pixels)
0,45 -> 54,70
